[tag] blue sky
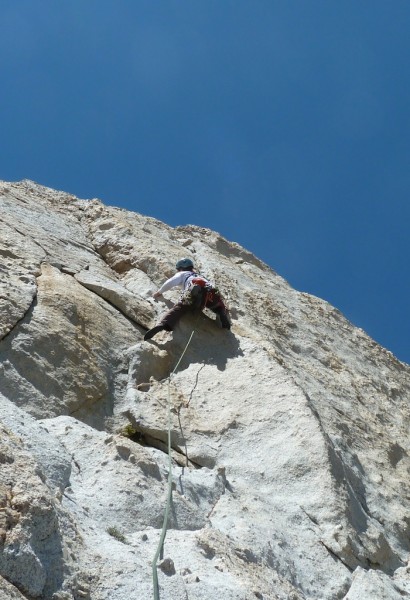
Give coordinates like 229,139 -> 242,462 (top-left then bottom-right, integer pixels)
1,1 -> 409,364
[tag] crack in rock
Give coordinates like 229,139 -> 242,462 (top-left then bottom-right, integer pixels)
0,287 -> 38,344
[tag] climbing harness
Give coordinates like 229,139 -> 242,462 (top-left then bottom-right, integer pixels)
152,329 -> 195,600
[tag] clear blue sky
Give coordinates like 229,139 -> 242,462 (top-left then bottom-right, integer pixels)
1,1 -> 409,364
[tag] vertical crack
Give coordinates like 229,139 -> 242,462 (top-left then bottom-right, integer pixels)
0,287 -> 38,344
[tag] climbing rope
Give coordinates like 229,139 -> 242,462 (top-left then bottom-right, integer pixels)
152,330 -> 195,600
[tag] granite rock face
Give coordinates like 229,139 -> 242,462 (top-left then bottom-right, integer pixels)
0,180 -> 409,600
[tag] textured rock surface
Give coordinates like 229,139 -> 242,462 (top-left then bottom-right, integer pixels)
0,179 -> 409,599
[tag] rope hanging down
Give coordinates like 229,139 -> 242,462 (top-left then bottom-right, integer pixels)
152,330 -> 195,600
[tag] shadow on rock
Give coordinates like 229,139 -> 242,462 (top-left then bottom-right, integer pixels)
160,312 -> 243,373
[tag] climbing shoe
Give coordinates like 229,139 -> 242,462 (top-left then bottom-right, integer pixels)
216,314 -> 231,329
144,325 -> 166,340
221,318 -> 231,330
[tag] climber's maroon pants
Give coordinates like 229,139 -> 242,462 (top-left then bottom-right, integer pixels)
159,295 -> 230,330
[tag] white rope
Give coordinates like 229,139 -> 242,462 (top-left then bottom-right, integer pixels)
152,330 -> 195,600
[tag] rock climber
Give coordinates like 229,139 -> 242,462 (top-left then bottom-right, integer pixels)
144,258 -> 231,340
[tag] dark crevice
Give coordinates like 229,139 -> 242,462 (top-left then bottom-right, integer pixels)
176,406 -> 190,468
319,540 -> 354,573
0,289 -> 38,344
123,424 -> 203,469
185,364 -> 205,408
68,394 -> 105,418
175,366 -> 205,466
72,456 -> 81,474
300,506 -> 319,526
61,237 -> 100,255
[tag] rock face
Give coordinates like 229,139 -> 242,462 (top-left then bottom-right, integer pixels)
0,179 -> 409,600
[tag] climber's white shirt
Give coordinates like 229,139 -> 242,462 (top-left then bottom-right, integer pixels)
157,270 -> 198,295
